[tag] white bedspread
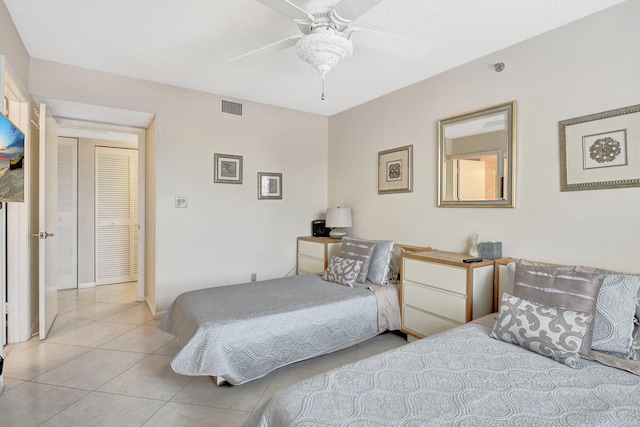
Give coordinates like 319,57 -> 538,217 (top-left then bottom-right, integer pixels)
159,274 -> 399,385
248,321 -> 640,426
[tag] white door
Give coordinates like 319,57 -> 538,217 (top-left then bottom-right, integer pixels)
95,147 -> 138,285
57,137 -> 77,290
38,103 -> 58,340
456,159 -> 486,201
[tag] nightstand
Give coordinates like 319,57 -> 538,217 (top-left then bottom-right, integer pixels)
401,250 -> 495,341
296,237 -> 343,275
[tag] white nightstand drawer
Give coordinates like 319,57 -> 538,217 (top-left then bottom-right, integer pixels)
298,255 -> 325,274
403,306 -> 461,338
404,282 -> 466,323
404,258 -> 467,294
298,240 -> 325,259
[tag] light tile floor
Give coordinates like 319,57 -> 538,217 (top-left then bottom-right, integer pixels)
0,282 -> 408,426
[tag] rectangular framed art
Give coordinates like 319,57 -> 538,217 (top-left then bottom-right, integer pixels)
214,153 -> 243,184
378,144 -> 413,194
258,172 -> 282,200
559,104 -> 640,191
0,112 -> 25,202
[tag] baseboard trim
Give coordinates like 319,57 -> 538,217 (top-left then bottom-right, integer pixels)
30,318 -> 39,340
78,282 -> 96,289
145,297 -> 166,319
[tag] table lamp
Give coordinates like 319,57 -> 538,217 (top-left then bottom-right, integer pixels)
325,207 -> 352,239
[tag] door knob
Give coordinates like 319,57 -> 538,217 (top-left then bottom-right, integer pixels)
32,232 -> 55,239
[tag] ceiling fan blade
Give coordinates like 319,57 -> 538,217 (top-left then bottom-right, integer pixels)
346,27 -> 429,57
229,35 -> 303,65
255,0 -> 314,21
333,0 -> 385,21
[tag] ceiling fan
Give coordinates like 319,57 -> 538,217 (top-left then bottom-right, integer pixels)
230,0 -> 428,100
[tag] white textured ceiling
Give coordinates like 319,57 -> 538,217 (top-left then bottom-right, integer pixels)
3,0 -> 628,117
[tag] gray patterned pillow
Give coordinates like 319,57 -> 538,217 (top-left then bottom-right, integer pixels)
339,237 -> 376,283
592,274 -> 640,359
323,256 -> 363,288
490,293 -> 592,368
514,260 -> 604,356
345,238 -> 394,285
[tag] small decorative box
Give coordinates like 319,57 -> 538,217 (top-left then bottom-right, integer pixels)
479,241 -> 502,260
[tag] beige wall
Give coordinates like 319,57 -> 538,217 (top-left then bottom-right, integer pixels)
28,62 -> 330,311
329,0 -> 640,273
0,0 -> 29,90
77,138 -> 139,286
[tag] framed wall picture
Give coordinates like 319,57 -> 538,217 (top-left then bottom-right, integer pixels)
258,172 -> 282,200
560,104 -> 640,191
0,112 -> 25,202
214,153 -> 243,184
378,144 -> 413,194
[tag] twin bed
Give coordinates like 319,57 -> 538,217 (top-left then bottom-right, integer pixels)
159,240 -> 422,385
247,315 -> 640,426
158,273 -> 399,385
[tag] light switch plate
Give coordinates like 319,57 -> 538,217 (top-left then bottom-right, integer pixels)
175,197 -> 187,208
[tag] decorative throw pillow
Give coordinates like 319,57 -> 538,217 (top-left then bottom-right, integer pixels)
339,237 -> 377,283
323,256 -> 363,288
592,274 -> 640,359
490,293 -> 592,368
513,260 -> 604,356
344,238 -> 394,285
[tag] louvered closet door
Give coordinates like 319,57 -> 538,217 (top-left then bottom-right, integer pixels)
57,137 -> 78,290
95,146 -> 138,285
131,150 -> 138,280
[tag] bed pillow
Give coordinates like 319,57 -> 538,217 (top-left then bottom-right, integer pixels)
574,265 -> 640,355
592,274 -> 640,359
490,293 -> 591,368
513,260 -> 604,356
323,256 -> 363,288
386,246 -> 407,284
339,237 -> 376,283
586,349 -> 640,376
345,237 -> 394,285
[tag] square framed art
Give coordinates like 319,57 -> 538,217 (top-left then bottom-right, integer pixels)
214,153 -> 243,184
560,104 -> 640,191
378,144 -> 413,194
258,172 -> 282,200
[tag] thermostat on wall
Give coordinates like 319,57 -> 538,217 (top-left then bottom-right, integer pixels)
175,197 -> 187,208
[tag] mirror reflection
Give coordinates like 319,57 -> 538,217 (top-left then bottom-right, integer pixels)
438,102 -> 516,207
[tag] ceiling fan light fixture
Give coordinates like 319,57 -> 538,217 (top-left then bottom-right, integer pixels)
295,27 -> 353,77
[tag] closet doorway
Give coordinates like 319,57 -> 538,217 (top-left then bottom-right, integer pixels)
56,130 -> 142,293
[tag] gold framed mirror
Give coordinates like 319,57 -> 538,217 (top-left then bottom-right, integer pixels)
437,101 -> 516,207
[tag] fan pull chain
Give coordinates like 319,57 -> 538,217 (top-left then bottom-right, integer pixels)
321,74 -> 325,101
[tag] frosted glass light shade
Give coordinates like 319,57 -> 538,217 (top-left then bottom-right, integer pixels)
296,28 -> 353,76
326,208 -> 352,238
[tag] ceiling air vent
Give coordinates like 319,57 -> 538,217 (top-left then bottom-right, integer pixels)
221,100 -> 242,116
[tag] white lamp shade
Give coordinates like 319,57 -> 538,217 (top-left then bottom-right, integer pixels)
325,207 -> 352,228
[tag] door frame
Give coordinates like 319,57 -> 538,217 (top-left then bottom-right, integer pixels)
1,91 -> 149,343
1,56 -> 34,343
57,119 -> 145,302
